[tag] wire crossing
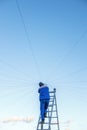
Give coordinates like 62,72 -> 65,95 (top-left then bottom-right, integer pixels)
36,88 -> 60,130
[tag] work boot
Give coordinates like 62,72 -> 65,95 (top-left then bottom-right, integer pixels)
44,113 -> 47,117
41,119 -> 44,124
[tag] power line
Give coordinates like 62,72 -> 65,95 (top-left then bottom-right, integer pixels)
58,84 -> 87,89
56,80 -> 87,84
53,30 -> 87,78
54,66 -> 87,83
0,58 -> 36,82
48,29 -> 87,82
58,30 -> 87,68
15,0 -> 42,79
0,86 -> 29,98
0,78 -> 33,83
62,66 -> 87,79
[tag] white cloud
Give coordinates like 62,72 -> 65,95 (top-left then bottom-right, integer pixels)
0,116 -> 34,124
64,120 -> 73,125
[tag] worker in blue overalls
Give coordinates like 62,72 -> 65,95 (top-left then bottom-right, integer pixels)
38,82 -> 50,123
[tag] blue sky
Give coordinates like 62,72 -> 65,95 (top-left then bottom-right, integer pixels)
0,0 -> 87,130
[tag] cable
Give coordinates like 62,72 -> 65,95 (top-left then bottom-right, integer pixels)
48,29 -> 87,82
16,0 -> 87,85
56,80 -> 87,84
15,0 -> 42,79
0,84 -> 30,88
0,78 -> 33,83
54,66 -> 87,82
58,84 -> 87,89
58,30 -> 87,68
0,86 -> 29,98
0,58 -> 36,82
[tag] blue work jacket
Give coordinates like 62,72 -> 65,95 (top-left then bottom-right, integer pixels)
38,85 -> 50,100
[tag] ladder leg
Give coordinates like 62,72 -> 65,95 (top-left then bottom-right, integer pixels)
41,123 -> 43,130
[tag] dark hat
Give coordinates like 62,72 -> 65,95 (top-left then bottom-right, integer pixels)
39,82 -> 44,87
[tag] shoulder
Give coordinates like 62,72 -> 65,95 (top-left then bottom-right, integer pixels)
39,85 -> 49,91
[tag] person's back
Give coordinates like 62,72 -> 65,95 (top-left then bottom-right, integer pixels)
38,85 -> 50,100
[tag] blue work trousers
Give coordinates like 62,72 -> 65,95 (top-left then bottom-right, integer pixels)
40,99 -> 49,120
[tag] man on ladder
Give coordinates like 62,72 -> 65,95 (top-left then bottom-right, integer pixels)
38,82 -> 50,123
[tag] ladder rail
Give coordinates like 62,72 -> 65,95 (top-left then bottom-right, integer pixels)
54,89 -> 60,130
48,90 -> 55,130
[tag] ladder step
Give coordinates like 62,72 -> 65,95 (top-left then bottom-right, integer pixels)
37,129 -> 49,130
45,116 -> 58,118
51,116 -> 58,118
39,122 -> 59,125
49,100 -> 53,102
47,110 -> 56,112
50,122 -> 59,125
49,91 -> 55,93
48,104 -> 56,107
49,98 -> 54,100
50,95 -> 54,97
44,123 -> 59,125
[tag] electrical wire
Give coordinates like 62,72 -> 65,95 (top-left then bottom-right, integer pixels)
58,30 -> 87,68
1,0 -> 87,107
57,80 -> 87,84
0,85 -> 29,98
54,66 -> 87,82
0,58 -> 37,82
15,0 -> 42,79
0,78 -> 32,83
48,29 -> 87,83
